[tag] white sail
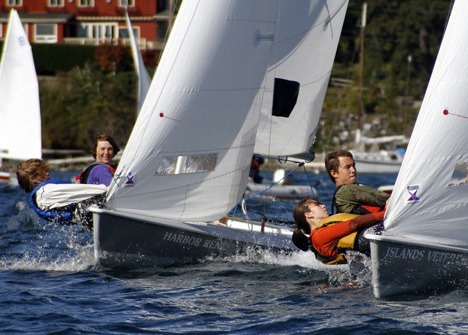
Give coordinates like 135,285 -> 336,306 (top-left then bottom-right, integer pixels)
125,11 -> 151,114
0,9 -> 41,161
254,1 -> 348,158
383,0 -> 468,246
106,0 -> 347,222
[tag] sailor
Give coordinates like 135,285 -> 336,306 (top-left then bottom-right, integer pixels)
17,159 -> 107,228
249,154 -> 265,184
76,131 -> 120,186
325,150 -> 389,214
292,197 -> 385,264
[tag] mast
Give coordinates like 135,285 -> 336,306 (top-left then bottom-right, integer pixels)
356,2 -> 367,137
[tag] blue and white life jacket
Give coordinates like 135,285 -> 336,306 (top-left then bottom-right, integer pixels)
29,180 -> 74,223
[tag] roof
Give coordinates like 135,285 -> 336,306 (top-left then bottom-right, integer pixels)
0,13 -> 74,23
76,15 -> 156,22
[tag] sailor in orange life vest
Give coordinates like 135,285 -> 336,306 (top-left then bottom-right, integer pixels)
76,131 -> 120,186
292,197 -> 385,265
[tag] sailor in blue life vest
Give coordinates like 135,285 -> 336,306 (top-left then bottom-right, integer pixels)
76,131 -> 120,186
17,159 -> 107,228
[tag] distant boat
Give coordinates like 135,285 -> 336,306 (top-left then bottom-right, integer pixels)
367,0 -> 468,298
0,9 -> 42,184
125,10 -> 151,115
91,0 -> 349,268
246,168 -> 317,200
351,132 -> 408,174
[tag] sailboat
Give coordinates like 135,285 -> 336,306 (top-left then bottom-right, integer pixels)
125,11 -> 151,115
367,0 -> 468,298
0,9 -> 42,184
91,0 -> 349,268
351,131 -> 408,174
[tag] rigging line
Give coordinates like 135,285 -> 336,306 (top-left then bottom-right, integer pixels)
242,163 -> 303,202
444,0 -> 455,35
301,163 -> 315,190
324,0 -> 349,26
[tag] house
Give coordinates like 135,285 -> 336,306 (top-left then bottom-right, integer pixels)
0,0 -> 177,51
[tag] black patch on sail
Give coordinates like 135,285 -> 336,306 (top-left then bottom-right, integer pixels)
272,78 -> 300,118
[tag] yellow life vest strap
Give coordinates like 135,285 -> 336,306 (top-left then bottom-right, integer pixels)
317,213 -> 359,227
315,213 -> 360,264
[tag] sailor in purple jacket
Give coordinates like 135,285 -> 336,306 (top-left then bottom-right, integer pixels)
77,131 -> 119,186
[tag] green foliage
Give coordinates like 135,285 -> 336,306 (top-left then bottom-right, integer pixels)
40,63 -> 137,150
31,0 -> 452,151
94,44 -> 133,73
315,0 -> 452,152
32,44 -> 97,75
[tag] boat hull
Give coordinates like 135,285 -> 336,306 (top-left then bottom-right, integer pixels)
352,153 -> 402,174
368,234 -> 468,298
354,160 -> 401,174
0,171 -> 17,185
246,181 -> 316,200
92,208 -> 295,268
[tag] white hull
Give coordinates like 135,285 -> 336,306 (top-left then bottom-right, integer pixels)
0,171 -> 17,185
246,181 -> 316,200
352,151 -> 402,174
368,234 -> 468,298
92,208 -> 295,268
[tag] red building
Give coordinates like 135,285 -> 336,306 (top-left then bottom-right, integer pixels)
0,0 -> 177,51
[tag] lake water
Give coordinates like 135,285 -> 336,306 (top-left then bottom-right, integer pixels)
1,170 -> 467,334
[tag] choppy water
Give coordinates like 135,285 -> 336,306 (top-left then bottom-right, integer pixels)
1,171 -> 468,334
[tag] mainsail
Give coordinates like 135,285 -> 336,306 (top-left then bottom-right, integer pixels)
254,1 -> 348,158
106,0 -> 348,222
125,11 -> 151,115
0,9 -> 41,161
382,0 -> 468,246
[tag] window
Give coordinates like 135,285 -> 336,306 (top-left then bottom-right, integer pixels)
118,26 -> 139,39
272,78 -> 300,118
157,0 -> 168,11
7,0 -> 22,6
34,24 -> 57,43
156,154 -> 218,175
119,0 -> 135,7
448,162 -> 468,187
48,0 -> 64,6
79,23 -> 117,40
78,0 -> 94,7
157,20 -> 168,40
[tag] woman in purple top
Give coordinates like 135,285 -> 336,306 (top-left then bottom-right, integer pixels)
77,131 -> 120,186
